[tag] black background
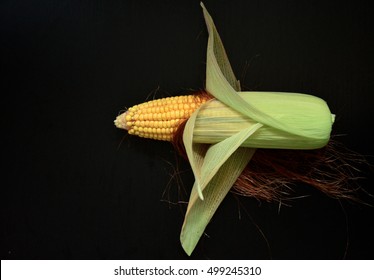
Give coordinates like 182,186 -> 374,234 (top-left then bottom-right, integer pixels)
1,0 -> 373,259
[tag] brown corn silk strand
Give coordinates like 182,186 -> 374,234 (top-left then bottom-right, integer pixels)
172,91 -> 364,203
233,141 -> 365,202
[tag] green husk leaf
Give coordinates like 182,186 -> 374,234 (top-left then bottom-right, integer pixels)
181,122 -> 262,251
183,103 -> 210,200
202,3 -> 325,140
198,123 -> 263,193
180,147 -> 256,256
201,2 -> 241,91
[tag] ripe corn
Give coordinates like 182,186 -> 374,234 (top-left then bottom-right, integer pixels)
114,94 -> 210,141
115,91 -> 334,149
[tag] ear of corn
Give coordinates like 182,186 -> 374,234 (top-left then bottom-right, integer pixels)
114,3 -> 336,256
115,90 -> 333,149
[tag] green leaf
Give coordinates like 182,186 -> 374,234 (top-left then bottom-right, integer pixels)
180,147 -> 256,256
201,2 -> 241,91
198,123 -> 263,195
183,103 -> 210,200
201,3 -> 321,139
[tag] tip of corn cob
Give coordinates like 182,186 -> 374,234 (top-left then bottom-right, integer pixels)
114,112 -> 129,130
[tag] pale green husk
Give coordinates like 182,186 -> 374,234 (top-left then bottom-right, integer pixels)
180,3 -> 334,255
193,91 -> 333,149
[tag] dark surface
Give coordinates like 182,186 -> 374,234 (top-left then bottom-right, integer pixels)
1,0 -> 373,259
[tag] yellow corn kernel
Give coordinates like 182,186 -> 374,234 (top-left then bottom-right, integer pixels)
114,94 -> 210,141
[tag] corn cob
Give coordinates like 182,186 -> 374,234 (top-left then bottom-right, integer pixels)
115,91 -> 334,150
114,94 -> 210,141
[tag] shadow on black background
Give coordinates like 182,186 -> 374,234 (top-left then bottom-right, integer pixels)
1,0 -> 373,259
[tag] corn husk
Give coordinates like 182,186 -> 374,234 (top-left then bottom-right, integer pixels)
193,91 -> 333,149
180,3 -> 334,255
